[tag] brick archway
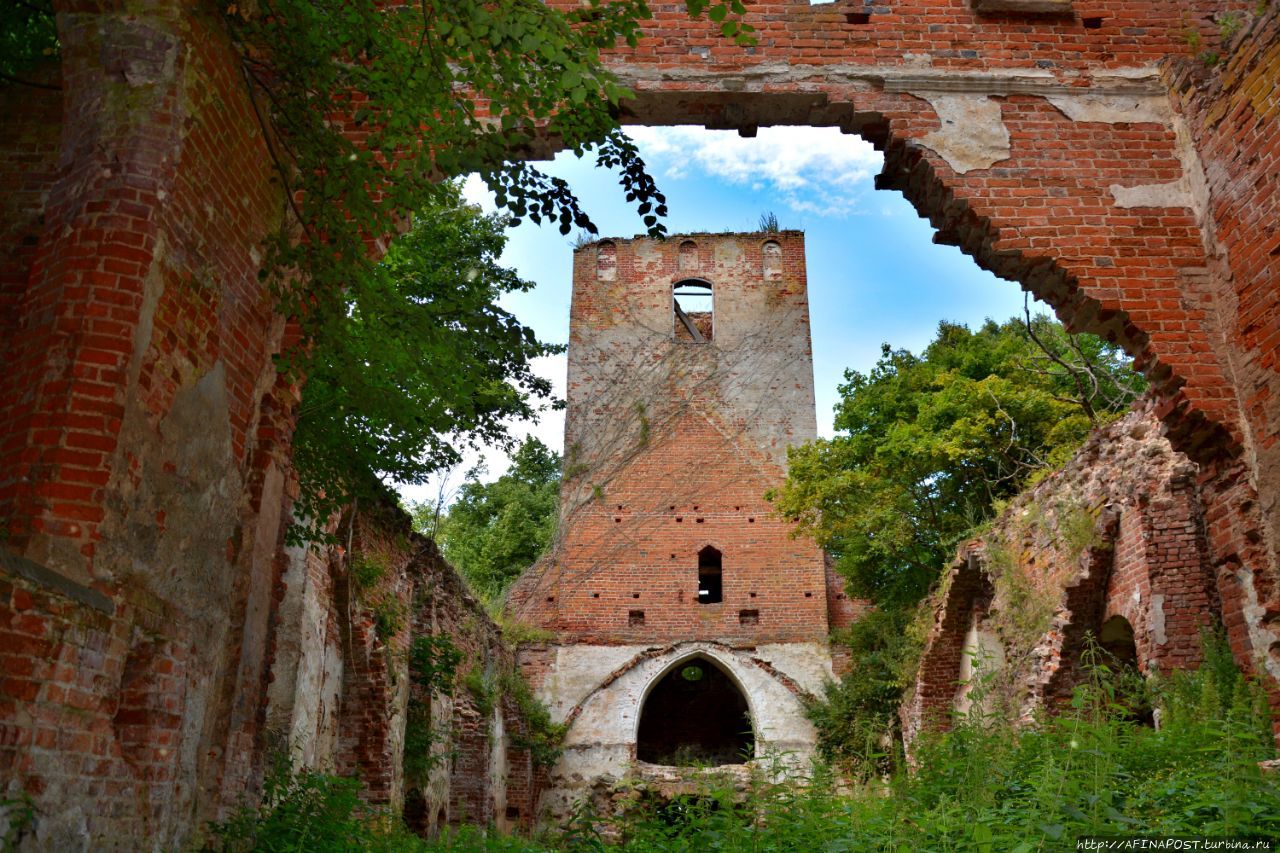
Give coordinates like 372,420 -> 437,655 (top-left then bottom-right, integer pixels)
0,3 -> 1277,845
592,77 -> 1275,704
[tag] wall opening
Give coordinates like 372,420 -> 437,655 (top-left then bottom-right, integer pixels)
679,239 -> 699,272
762,240 -> 782,279
596,240 -> 616,281
673,279 -> 713,342
636,658 -> 754,765
1098,615 -> 1138,669
697,546 -> 722,604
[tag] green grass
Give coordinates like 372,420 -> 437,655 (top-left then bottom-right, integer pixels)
207,651 -> 1279,852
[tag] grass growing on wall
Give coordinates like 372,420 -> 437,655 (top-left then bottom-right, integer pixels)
207,643 -> 1279,851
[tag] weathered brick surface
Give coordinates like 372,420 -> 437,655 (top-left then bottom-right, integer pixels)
1164,6 -> 1280,726
902,405 -> 1220,745
510,233 -> 832,643
508,233 -> 841,821
1,0 -> 1278,846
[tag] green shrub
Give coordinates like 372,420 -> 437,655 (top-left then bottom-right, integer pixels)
806,607 -> 924,775
205,754 -> 426,852
500,670 -> 567,770
413,647 -> 1279,852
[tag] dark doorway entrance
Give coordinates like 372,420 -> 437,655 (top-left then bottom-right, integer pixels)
636,657 -> 754,766
1099,615 -> 1138,669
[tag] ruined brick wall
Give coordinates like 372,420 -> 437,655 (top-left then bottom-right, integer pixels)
562,0 -> 1280,698
401,536 -> 548,836
261,504 -> 548,838
3,0 -> 1280,846
902,405 -> 1218,744
1164,5 -> 1280,713
0,4 -> 291,846
509,232 -> 829,644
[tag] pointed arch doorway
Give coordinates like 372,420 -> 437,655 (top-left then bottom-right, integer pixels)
636,656 -> 755,766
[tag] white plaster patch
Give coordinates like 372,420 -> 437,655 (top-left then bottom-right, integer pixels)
1110,179 -> 1194,210
1044,94 -> 1171,126
955,623 -> 1006,717
1149,593 -> 1168,645
1238,564 -> 1280,681
915,94 -> 1011,174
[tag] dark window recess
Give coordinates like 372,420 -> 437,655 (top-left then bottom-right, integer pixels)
637,658 -> 754,766
505,806 -> 520,820
629,610 -> 645,626
1082,16 -> 1103,28
739,609 -> 760,625
697,546 -> 723,604
845,12 -> 870,24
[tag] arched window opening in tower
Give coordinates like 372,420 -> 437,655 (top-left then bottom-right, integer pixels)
698,546 -> 722,604
673,279 -> 713,342
762,240 -> 782,279
636,658 -> 754,766
596,240 -> 617,281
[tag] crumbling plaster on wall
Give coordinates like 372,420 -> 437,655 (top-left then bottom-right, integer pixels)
533,640 -> 829,822
915,93 -> 1011,174
264,542 -> 344,770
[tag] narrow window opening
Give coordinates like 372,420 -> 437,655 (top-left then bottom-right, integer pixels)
1081,16 -> 1103,29
674,279 -> 713,342
845,12 -> 870,25
697,546 -> 723,604
629,609 -> 645,626
739,609 -> 759,625
762,240 -> 783,279
596,240 -> 616,280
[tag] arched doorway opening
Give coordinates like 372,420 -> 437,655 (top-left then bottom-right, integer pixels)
1099,615 -> 1139,670
636,657 -> 754,766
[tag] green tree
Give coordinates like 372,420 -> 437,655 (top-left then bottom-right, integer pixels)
771,313 -> 1144,610
0,1 -> 57,87
430,437 -> 561,601
290,183 -> 561,539
221,0 -> 752,536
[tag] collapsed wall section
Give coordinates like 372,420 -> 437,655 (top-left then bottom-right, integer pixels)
903,405 -> 1218,746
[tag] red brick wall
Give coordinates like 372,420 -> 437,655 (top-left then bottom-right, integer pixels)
510,233 -> 831,645
1165,6 -> 1280,722
904,407 -> 1220,744
1,0 -> 1279,845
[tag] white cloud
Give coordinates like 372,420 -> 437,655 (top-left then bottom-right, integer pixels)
627,126 -> 882,218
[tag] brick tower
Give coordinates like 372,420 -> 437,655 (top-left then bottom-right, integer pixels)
510,232 -> 860,816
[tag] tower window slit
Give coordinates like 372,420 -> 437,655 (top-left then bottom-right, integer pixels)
697,546 -> 722,604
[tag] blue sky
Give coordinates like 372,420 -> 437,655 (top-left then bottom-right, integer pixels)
399,126 -> 1037,505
